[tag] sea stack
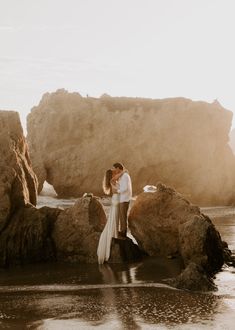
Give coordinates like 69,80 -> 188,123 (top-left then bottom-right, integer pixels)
27,89 -> 235,205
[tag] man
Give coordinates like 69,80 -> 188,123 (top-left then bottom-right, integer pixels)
112,162 -> 132,238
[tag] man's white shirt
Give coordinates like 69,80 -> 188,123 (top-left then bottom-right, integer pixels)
117,172 -> 132,203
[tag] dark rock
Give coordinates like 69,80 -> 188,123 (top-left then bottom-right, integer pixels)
179,215 -> 224,274
165,262 -> 217,291
129,183 -> 225,273
0,205 -> 62,267
129,183 -> 201,257
52,195 -> 107,263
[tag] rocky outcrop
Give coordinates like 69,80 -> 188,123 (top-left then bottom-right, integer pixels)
129,183 -> 225,271
52,195 -> 105,263
0,205 -> 62,267
0,111 -> 38,232
130,184 -> 197,254
0,111 -> 60,266
164,262 -> 217,291
179,214 -> 224,274
129,183 -> 231,290
27,90 -> 235,205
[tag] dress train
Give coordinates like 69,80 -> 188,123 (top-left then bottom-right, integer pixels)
97,193 -> 119,264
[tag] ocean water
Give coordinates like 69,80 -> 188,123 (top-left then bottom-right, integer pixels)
0,192 -> 235,329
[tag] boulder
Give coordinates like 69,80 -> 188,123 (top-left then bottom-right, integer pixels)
0,205 -> 62,267
27,90 -> 235,205
52,195 -> 108,263
179,215 -> 224,274
165,262 -> 217,291
0,110 -> 38,232
128,183 -> 226,275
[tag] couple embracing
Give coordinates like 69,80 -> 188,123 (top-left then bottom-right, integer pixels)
97,162 -> 132,264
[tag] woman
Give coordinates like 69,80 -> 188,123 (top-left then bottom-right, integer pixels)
97,169 -> 123,264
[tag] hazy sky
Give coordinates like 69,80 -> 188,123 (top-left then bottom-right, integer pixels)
1,0 -> 235,129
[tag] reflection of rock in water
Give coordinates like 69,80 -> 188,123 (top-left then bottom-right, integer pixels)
27,89 -> 235,205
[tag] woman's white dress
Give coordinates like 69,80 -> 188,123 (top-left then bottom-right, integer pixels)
97,193 -> 120,264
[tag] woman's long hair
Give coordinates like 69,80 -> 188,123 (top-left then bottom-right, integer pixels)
103,169 -> 113,195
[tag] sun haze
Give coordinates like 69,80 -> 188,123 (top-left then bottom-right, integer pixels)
0,0 -> 235,129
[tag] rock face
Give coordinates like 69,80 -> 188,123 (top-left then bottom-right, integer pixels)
229,127 -> 235,155
129,183 -> 229,290
0,111 -> 59,266
130,184 -> 197,254
0,111 -> 38,232
165,262 -> 217,291
0,205 -> 62,267
179,214 -> 224,274
27,90 -> 235,205
52,195 -> 106,263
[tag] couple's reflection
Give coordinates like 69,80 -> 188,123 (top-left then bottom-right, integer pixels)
99,263 -> 142,329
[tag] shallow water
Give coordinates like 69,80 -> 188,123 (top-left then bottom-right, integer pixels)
0,197 -> 235,329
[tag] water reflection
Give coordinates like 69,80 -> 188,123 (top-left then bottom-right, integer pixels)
98,264 -> 141,329
99,262 -> 142,284
0,286 -> 225,329
0,258 -> 233,329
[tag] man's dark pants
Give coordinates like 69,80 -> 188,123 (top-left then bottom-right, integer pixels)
119,201 -> 130,237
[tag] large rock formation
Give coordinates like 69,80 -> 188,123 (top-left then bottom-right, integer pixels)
0,111 -> 38,232
27,90 -> 235,205
129,183 -> 225,272
128,183 -> 232,290
0,110 -> 60,266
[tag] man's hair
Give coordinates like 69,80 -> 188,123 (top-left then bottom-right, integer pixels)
113,162 -> 124,170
